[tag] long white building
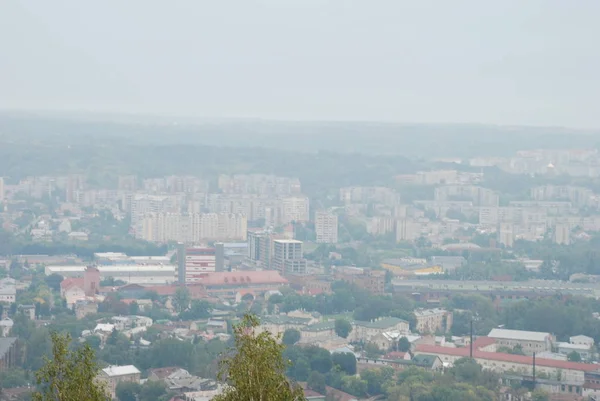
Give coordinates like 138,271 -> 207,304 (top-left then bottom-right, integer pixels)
135,212 -> 247,243
45,265 -> 177,285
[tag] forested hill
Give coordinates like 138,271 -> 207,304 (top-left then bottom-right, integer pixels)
2,112 -> 599,158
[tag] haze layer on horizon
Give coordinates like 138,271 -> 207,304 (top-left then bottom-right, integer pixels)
1,1 -> 599,129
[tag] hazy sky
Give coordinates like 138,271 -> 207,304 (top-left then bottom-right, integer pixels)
1,1 -> 599,128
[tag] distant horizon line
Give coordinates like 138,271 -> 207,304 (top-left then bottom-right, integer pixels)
1,107 -> 598,133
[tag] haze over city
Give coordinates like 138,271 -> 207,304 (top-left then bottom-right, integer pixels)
1,0 -> 600,128
4,2 -> 600,401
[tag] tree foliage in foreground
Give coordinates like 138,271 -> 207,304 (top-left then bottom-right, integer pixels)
32,332 -> 108,401
213,314 -> 306,401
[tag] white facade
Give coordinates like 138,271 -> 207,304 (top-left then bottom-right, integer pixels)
136,212 -> 247,243
0,278 -> 16,304
315,211 -> 338,244
45,265 -> 177,285
272,240 -> 304,274
396,219 -> 421,242
554,223 -> 571,245
280,196 -> 310,224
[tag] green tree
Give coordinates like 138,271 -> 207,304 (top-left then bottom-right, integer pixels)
212,314 -> 306,401
397,336 -> 411,352
139,381 -> 167,401
282,329 -> 301,346
0,368 -> 29,388
331,352 -> 356,375
116,382 -> 141,401
173,287 -> 191,314
531,389 -> 550,401
84,335 -> 102,350
334,319 -> 352,339
179,300 -> 212,320
32,332 -> 108,401
567,351 -> 582,362
364,343 -> 383,358
307,371 -> 326,395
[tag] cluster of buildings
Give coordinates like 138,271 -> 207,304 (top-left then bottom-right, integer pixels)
470,148 -> 600,177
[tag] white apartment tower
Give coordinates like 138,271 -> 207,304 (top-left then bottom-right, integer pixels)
280,196 -> 310,224
554,223 -> 571,245
315,211 -> 338,243
272,239 -> 306,275
396,219 -> 421,242
499,223 -> 515,248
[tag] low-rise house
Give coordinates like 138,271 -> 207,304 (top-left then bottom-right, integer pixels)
75,301 -> 98,319
558,342 -> 593,360
383,351 -> 411,361
301,321 -> 336,340
487,328 -> 554,355
111,315 -> 153,330
257,315 -> 313,337
18,305 -> 36,320
0,318 -> 13,337
148,367 -> 190,382
68,231 -> 89,241
414,308 -> 452,334
415,344 -> 598,387
94,323 -> 115,334
0,278 -> 16,304
0,337 -> 18,371
98,365 -> 141,399
571,335 -> 595,348
60,278 -> 86,308
370,331 -> 406,351
352,317 -> 410,342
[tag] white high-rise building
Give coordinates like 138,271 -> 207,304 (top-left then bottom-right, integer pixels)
396,219 -> 421,242
554,223 -> 571,245
272,239 -> 306,275
280,196 -> 310,225
499,223 -> 515,248
0,177 -> 4,201
315,211 -> 338,243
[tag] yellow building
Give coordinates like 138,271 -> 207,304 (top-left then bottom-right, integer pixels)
380,260 -> 443,277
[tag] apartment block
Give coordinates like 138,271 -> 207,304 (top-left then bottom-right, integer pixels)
396,219 -> 421,242
333,266 -> 385,295
315,211 -> 338,243
272,239 -> 306,275
98,365 -> 141,399
135,212 -> 247,243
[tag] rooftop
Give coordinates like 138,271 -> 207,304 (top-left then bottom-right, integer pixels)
355,317 -> 407,329
488,328 -> 551,342
304,321 -> 335,332
0,337 -> 17,357
102,365 -> 141,377
415,344 -> 600,372
198,271 -> 288,286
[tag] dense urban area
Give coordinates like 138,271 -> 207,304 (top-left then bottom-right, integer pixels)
2,118 -> 600,401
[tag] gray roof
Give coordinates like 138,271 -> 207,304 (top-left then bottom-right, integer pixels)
488,328 -> 550,342
0,337 -> 18,357
355,317 -> 407,329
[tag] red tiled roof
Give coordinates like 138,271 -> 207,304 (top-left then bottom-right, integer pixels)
415,344 -> 600,372
325,386 -> 356,401
198,271 -> 288,286
61,278 -> 84,290
385,351 -> 408,359
148,366 -> 183,379
473,336 -> 496,349
145,284 -> 207,298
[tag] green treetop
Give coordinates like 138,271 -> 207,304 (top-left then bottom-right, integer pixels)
213,314 -> 306,401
